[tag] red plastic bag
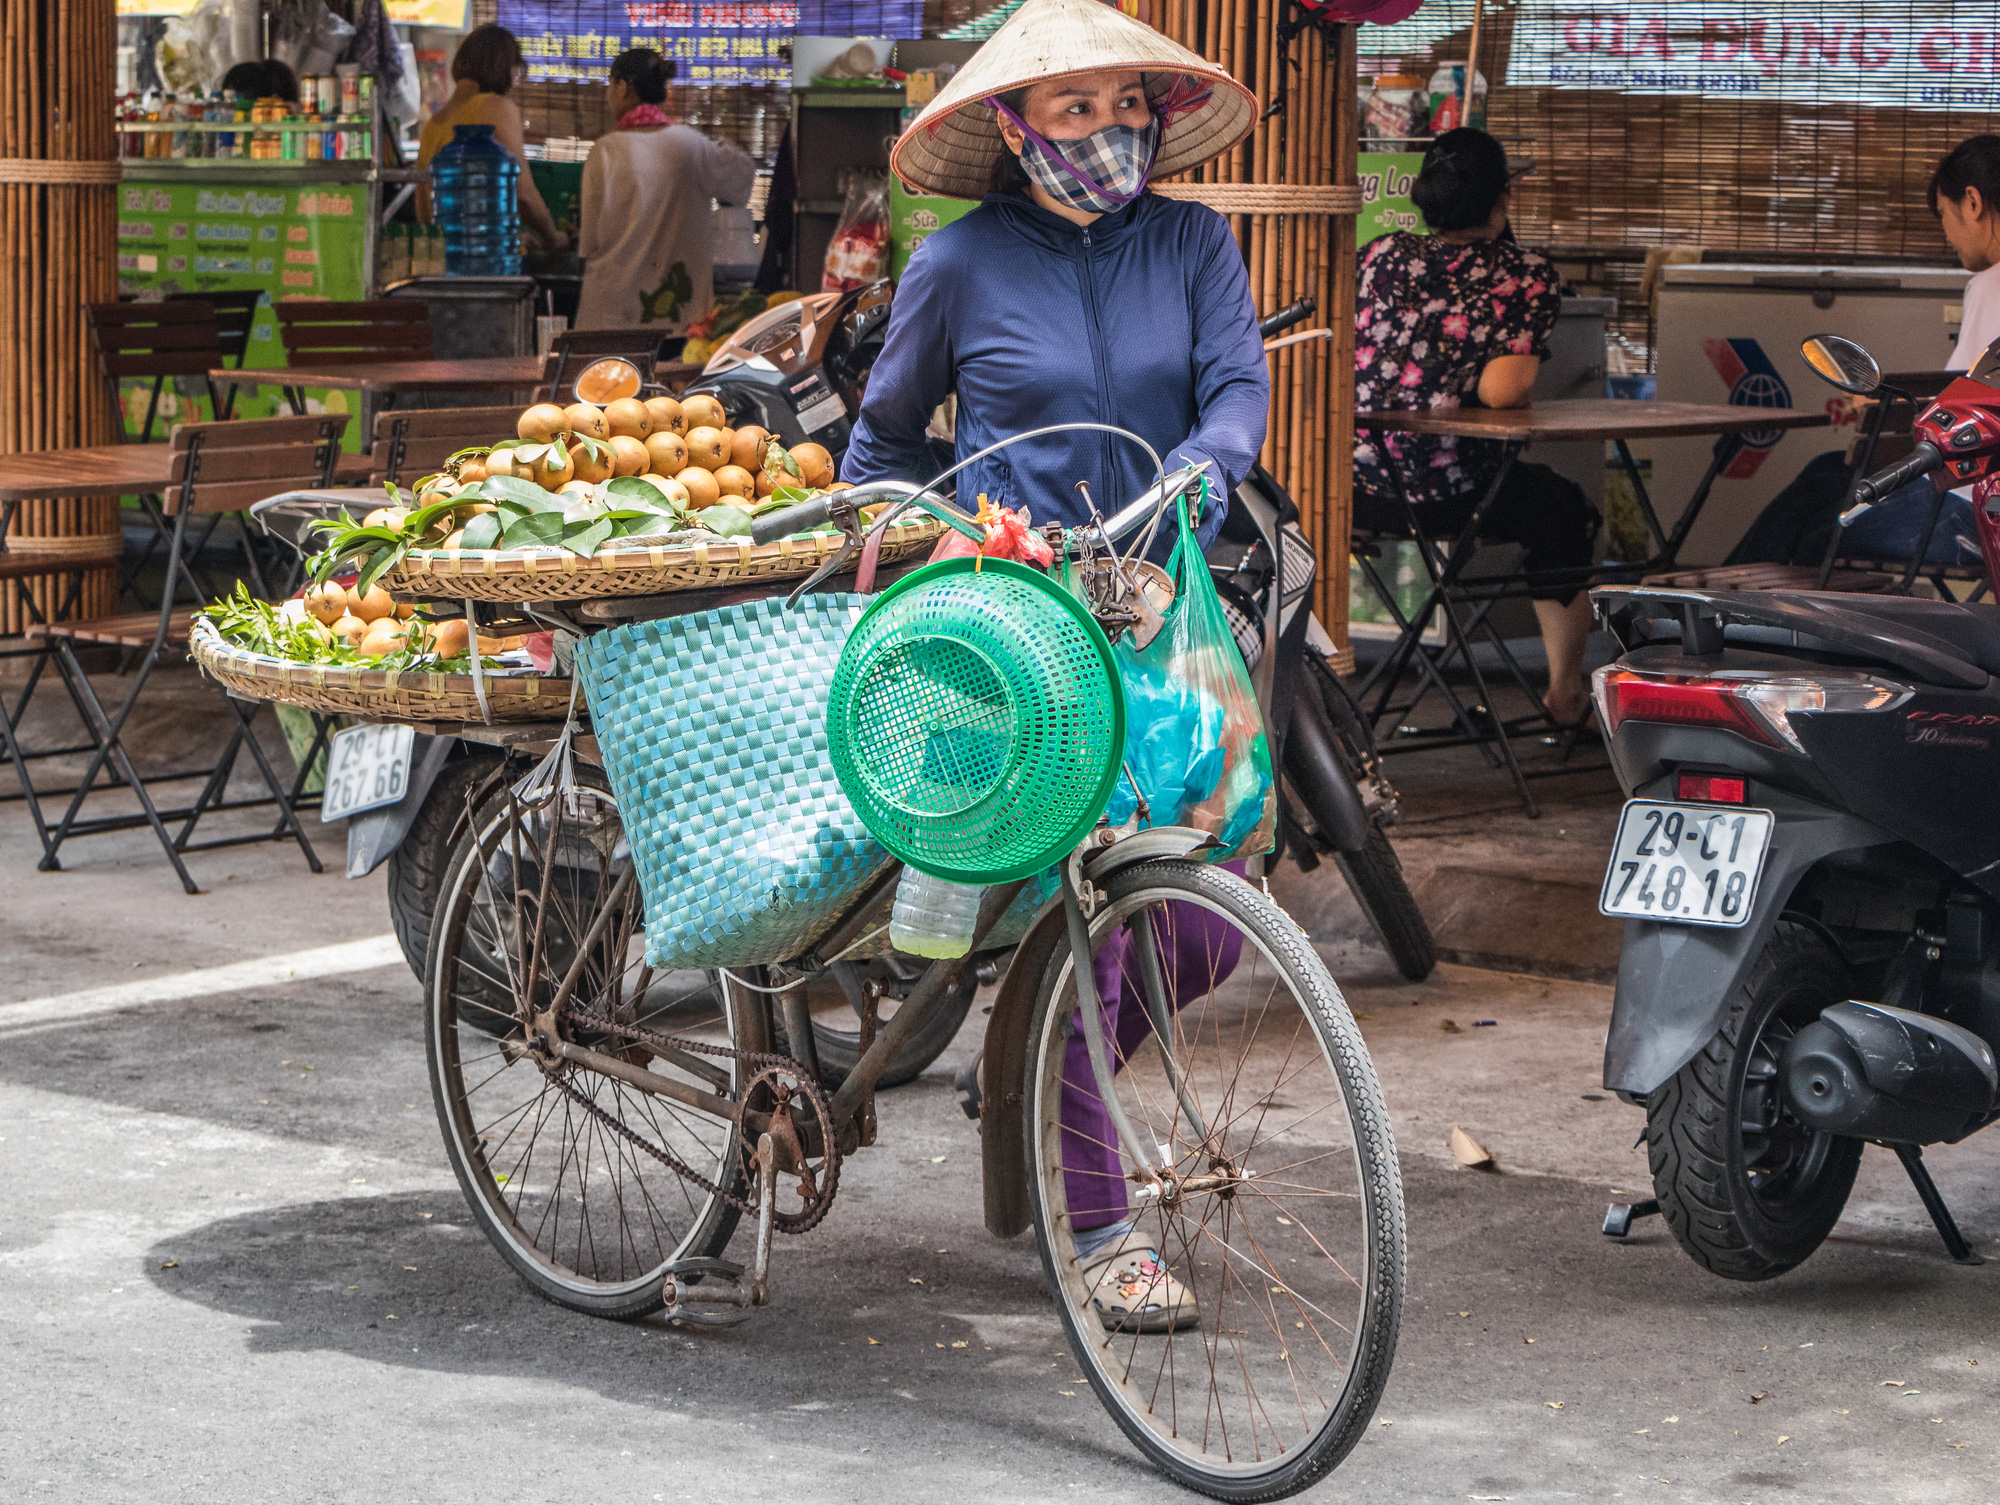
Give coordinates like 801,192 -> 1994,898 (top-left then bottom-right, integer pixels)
925,497 -> 1054,567
822,170 -> 890,293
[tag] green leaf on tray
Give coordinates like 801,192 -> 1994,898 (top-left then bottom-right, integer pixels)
486,474 -> 560,509
507,510 -> 567,548
565,518 -> 616,557
701,504 -> 754,539
458,511 -> 503,551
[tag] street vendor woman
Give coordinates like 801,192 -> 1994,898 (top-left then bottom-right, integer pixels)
844,0 -> 1264,1335
841,0 -> 1267,552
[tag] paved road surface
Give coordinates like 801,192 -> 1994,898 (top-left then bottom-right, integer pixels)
2,762 -> 1997,1502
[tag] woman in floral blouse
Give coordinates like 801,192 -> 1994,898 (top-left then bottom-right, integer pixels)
1352,128 -> 1598,726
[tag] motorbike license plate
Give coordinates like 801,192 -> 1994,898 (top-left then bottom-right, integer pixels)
321,722 -> 415,823
1599,800 -> 1774,929
797,390 -> 848,434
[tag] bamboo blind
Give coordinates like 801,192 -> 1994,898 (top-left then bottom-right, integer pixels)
1151,5 -> 1358,657
1368,2 -> 2000,359
2,0 -> 120,634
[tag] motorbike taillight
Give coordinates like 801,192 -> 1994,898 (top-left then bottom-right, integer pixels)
1594,670 -> 1777,747
1594,667 -> 1910,753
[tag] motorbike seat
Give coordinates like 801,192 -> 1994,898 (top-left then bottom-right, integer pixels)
1776,592 -> 2000,678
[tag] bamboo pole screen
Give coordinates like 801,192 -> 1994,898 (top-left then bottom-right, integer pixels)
1151,7 -> 1359,663
1,0 -> 121,635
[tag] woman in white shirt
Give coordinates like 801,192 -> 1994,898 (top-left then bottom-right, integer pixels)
575,49 -> 756,332
1731,135 -> 2000,567
1937,135 -> 2000,371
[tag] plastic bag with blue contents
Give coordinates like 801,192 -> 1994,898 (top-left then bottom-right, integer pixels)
1098,495 -> 1275,859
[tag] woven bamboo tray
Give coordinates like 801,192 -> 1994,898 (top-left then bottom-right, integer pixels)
190,620 -> 574,723
380,514 -> 947,604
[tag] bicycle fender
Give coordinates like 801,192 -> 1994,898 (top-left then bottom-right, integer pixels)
1081,826 -> 1218,883
1604,786 -> 1896,1097
981,899 -> 1070,1239
342,733 -> 455,880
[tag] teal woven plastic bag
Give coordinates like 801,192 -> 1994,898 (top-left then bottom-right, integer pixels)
574,595 -> 893,970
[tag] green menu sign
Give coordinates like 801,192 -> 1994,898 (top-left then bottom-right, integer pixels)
114,176 -> 372,439
1358,152 -> 1426,246
889,179 -> 977,281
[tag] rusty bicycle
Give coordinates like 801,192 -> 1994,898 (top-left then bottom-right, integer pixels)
418,461 -> 1405,1499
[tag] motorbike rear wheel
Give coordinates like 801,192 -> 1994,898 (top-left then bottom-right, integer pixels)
1289,663 -> 1435,982
1646,921 -> 1863,1281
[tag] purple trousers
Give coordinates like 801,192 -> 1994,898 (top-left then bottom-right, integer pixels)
1059,866 -> 1246,1232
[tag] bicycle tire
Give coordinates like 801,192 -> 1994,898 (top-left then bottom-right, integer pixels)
386,750 -> 505,981
426,777 -> 758,1320
1024,860 -> 1404,1501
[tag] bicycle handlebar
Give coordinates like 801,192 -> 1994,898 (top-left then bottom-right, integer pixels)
747,479 -> 984,546
1258,297 -> 1316,341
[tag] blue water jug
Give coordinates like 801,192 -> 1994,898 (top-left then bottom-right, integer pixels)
429,123 -> 521,277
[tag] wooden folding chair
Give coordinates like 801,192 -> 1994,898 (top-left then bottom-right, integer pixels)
175,288 -> 266,381
83,299 -> 263,607
371,404 -> 523,487
271,300 -> 433,414
85,300 -> 226,443
0,501 -> 127,857
540,326 -> 662,402
23,415 -> 348,893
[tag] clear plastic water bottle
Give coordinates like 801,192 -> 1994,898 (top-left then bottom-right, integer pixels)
890,869 -> 985,959
429,123 -> 521,277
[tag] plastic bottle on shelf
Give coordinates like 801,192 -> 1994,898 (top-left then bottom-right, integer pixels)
888,869 -> 985,959
429,123 -> 522,277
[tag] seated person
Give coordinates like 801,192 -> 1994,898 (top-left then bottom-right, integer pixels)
1731,133 -> 2000,571
1352,127 -> 1599,725
219,58 -> 300,103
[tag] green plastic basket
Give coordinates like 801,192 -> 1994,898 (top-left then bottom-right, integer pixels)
826,557 -> 1125,884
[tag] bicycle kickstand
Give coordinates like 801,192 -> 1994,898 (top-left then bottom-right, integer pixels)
662,1131 -> 780,1325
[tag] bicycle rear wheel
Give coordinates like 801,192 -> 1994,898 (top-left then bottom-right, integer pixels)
426,778 -> 763,1319
1025,860 -> 1403,1501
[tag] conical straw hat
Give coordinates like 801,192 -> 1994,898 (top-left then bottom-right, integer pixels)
890,0 -> 1257,201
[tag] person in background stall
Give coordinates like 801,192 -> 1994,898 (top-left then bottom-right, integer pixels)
574,48 -> 755,332
1352,126 -> 1597,727
415,23 -> 563,255
1728,136 -> 2000,571
218,58 -> 299,103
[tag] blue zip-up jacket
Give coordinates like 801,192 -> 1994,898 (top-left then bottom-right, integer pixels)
841,190 -> 1269,548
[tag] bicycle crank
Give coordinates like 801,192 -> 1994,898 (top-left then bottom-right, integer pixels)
662,1131 -> 781,1326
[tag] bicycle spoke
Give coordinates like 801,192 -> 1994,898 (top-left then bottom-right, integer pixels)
1028,863 -> 1402,1492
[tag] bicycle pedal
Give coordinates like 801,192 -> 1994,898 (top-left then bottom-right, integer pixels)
662,1257 -> 756,1327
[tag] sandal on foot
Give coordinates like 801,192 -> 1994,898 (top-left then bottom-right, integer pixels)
1081,1230 -> 1199,1334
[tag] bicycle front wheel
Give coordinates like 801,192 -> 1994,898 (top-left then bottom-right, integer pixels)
1025,860 -> 1404,1501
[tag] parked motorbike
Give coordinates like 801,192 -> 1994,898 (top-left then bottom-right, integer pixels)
1593,332 -> 2000,1279
1208,298 -> 1434,981
683,282 -> 893,465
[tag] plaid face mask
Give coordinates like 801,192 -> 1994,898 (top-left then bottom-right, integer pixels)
993,100 -> 1161,214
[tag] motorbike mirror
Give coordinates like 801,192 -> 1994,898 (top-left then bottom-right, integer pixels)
1799,335 -> 1882,395
573,357 -> 643,403
1973,335 -> 2000,389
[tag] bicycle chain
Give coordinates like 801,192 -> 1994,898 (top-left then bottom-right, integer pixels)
538,1005 -> 842,1234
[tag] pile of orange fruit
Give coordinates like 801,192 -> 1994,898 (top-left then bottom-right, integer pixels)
453,393 -> 839,516
282,579 -> 504,660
